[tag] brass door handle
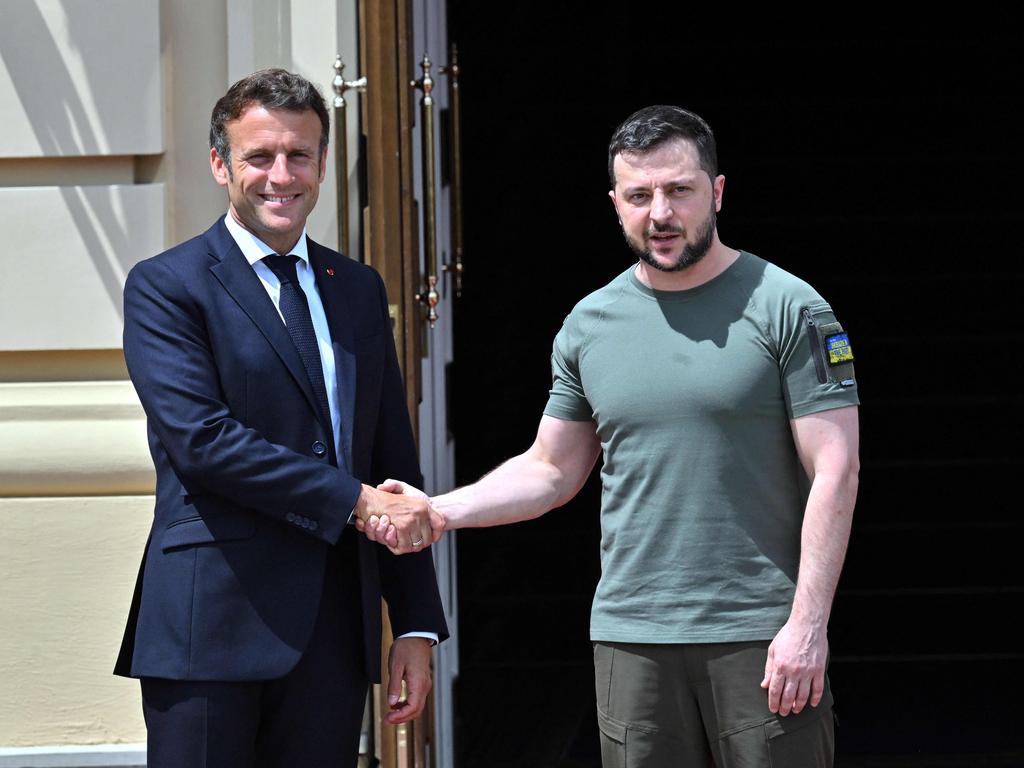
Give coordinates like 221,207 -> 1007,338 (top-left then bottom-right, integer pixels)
332,55 -> 367,257
412,54 -> 440,328
440,43 -> 464,297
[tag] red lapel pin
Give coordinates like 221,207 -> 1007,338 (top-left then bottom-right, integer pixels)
326,267 -> 335,276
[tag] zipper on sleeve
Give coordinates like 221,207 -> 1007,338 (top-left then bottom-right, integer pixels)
802,307 -> 828,384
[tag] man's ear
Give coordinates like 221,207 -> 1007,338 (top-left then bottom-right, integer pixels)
608,189 -> 622,225
318,146 -> 329,183
210,148 -> 230,187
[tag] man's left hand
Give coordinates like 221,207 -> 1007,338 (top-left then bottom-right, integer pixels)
385,636 -> 433,725
761,619 -> 828,716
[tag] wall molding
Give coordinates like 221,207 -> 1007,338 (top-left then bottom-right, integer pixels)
0,744 -> 145,768
0,381 -> 153,497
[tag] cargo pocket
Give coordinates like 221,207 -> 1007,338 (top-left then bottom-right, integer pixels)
719,704 -> 834,767
765,704 -> 835,767
597,709 -> 628,768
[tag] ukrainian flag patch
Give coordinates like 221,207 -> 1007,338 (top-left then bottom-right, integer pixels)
825,332 -> 854,365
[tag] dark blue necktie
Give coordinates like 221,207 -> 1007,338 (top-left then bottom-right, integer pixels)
262,254 -> 333,436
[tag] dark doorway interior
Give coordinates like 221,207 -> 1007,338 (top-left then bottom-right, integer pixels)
444,11 -> 1023,767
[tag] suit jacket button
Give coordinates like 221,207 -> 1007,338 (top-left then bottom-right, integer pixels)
309,520 -> 319,531
312,441 -> 327,457
286,512 -> 296,523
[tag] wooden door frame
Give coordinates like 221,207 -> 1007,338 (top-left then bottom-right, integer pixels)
361,0 -> 422,422
359,0 -> 431,765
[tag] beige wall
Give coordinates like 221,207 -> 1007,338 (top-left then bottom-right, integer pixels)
0,0 -> 164,748
0,378 -> 153,748
0,1 -> 162,158
1,0 -> 357,754
0,185 -> 165,352
0,495 -> 153,746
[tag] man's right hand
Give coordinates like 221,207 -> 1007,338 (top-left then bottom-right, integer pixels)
354,482 -> 443,554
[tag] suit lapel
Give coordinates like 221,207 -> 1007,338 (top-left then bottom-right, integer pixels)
205,221 -> 323,423
309,239 -> 356,474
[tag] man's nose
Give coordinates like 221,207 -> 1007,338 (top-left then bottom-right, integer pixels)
268,153 -> 292,184
650,189 -> 672,222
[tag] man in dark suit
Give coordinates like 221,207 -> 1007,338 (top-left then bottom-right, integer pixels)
115,68 -> 448,768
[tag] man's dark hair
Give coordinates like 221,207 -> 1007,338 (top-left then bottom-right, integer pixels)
608,105 -> 718,186
209,68 -> 330,173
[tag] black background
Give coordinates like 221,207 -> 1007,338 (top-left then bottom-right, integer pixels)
442,10 -> 1024,766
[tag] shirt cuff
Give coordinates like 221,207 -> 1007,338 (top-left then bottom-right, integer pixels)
396,631 -> 439,646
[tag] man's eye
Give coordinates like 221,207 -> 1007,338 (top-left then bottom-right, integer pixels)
630,194 -> 649,203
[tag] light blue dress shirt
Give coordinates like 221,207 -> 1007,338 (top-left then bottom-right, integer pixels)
224,213 -> 342,456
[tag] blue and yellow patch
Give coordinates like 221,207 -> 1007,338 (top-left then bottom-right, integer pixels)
825,332 -> 854,365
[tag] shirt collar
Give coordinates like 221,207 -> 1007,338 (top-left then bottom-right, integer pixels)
223,212 -> 310,267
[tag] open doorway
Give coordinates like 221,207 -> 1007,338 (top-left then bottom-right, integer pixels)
446,11 -> 1024,767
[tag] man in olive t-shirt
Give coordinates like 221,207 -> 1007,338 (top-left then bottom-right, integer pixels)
364,105 -> 860,768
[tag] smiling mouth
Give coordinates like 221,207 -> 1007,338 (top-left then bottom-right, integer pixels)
262,194 -> 298,204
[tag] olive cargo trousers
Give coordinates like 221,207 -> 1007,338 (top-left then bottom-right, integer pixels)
594,641 -> 834,767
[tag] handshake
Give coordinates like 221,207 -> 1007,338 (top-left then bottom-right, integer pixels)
354,479 -> 445,555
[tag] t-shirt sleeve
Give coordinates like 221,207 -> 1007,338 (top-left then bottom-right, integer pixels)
779,298 -> 861,419
543,316 -> 594,422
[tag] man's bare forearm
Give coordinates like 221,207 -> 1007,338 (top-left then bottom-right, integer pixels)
433,454 -> 564,529
434,416 -> 601,530
787,406 -> 860,630
789,465 -> 859,629
762,413 -> 859,716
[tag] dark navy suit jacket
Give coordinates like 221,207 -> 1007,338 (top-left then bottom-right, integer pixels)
115,218 -> 447,683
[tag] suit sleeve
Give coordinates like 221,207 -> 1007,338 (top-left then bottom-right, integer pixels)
123,257 -> 361,545
364,271 -> 450,641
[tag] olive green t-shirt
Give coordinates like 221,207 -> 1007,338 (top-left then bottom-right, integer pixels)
544,252 -> 859,643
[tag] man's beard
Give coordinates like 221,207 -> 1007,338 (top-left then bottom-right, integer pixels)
627,205 -> 717,273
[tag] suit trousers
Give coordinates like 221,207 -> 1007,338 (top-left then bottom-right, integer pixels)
594,641 -> 834,768
141,527 -> 369,768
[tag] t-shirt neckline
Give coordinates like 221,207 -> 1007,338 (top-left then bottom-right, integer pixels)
626,250 -> 749,302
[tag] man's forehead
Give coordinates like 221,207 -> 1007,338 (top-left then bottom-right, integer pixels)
225,105 -> 321,145
227,103 -> 319,129
616,139 -> 701,172
616,164 -> 701,182
614,143 -> 704,188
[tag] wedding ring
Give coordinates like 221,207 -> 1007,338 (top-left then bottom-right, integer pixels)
411,538 -> 424,547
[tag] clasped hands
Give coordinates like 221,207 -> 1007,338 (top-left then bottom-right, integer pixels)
355,480 -> 443,554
